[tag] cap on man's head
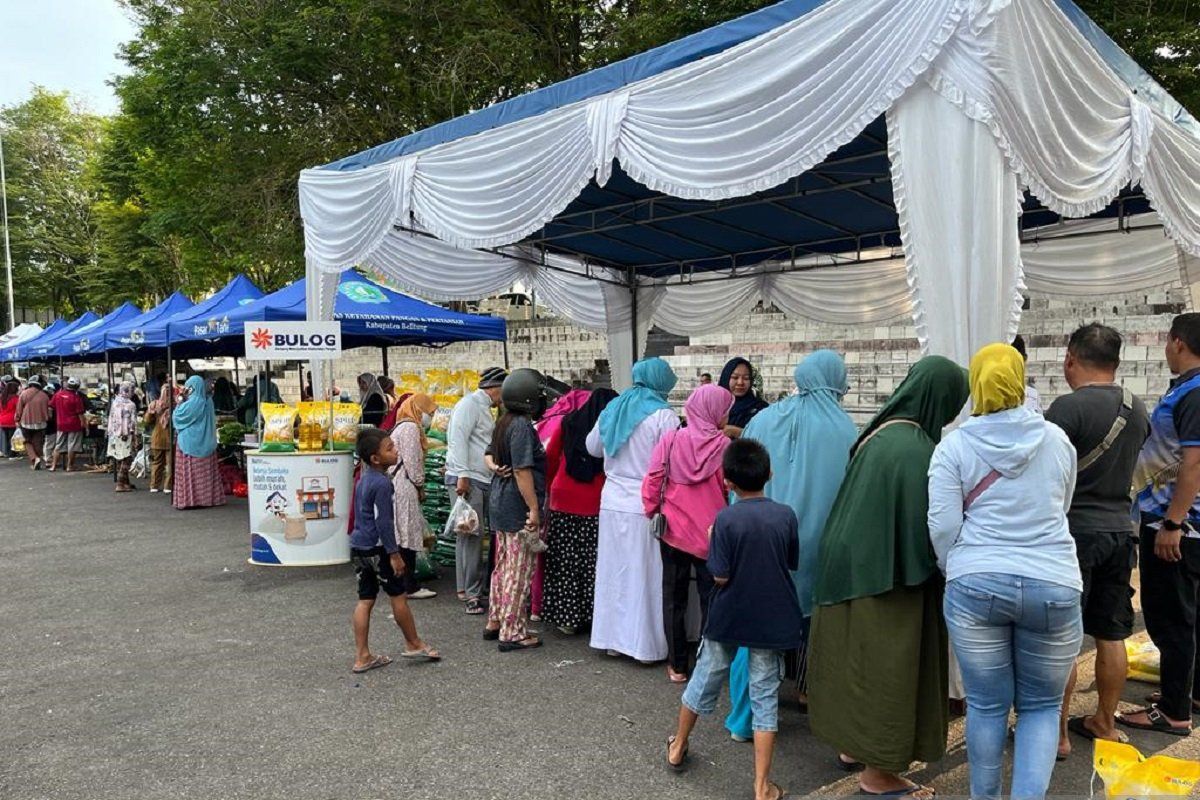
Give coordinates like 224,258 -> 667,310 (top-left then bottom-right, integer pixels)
67,377 -> 80,389
479,367 -> 508,389
27,376 -> 42,388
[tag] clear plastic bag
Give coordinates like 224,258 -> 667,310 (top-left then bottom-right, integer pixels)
444,495 -> 480,538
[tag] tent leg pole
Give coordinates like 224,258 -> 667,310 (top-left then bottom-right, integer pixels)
105,353 -> 113,394
382,347 -> 389,376
234,357 -> 240,387
629,277 -> 639,362
298,363 -> 303,399
502,338 -> 510,370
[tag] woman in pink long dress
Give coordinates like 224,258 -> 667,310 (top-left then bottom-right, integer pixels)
390,393 -> 438,599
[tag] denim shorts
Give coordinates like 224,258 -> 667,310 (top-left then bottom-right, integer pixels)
682,639 -> 784,732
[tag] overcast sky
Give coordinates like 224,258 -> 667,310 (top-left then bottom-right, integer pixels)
1,0 -> 136,115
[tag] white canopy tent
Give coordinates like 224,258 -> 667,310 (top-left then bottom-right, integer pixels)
298,0 -> 1200,388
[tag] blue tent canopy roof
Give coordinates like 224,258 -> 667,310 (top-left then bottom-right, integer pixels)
3,317 -> 71,362
169,269 -> 506,357
315,0 -> 1179,279
49,302 -> 143,360
163,274 -> 266,346
102,292 -> 195,356
20,313 -> 101,361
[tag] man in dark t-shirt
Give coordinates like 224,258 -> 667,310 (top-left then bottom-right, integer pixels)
1048,324 -> 1149,756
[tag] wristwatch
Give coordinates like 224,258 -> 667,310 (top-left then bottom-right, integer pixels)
1163,518 -> 1191,533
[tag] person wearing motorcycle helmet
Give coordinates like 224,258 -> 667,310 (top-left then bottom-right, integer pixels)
482,369 -> 559,652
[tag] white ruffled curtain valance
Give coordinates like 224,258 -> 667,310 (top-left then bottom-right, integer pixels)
300,0 -> 1200,379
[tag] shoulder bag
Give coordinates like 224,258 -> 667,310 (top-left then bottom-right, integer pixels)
649,432 -> 676,541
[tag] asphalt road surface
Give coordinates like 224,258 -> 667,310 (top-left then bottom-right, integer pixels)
1,460 -> 1196,799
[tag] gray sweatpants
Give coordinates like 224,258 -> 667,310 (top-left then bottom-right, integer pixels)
446,475 -> 489,599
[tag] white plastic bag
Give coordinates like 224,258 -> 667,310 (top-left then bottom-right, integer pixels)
10,428 -> 24,451
444,495 -> 480,538
130,447 -> 149,479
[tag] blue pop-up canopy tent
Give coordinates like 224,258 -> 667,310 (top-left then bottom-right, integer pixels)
162,274 -> 265,354
19,313 -> 101,362
3,318 -> 70,362
168,270 -> 505,357
47,302 -> 143,361
100,291 -> 195,359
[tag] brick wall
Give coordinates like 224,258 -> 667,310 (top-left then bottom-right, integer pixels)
48,286 -> 1189,422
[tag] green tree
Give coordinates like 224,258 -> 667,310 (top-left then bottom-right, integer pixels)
0,88 -> 104,325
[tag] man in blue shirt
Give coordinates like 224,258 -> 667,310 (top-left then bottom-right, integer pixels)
1119,313 -> 1200,736
665,439 -> 804,800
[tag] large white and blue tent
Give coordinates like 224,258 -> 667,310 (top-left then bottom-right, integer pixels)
47,303 -> 143,361
299,0 -> 1200,386
17,312 -> 101,362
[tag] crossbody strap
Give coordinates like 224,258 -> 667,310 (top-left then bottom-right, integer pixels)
1077,387 -> 1134,473
856,418 -> 921,452
388,420 -> 423,488
964,469 -> 1002,512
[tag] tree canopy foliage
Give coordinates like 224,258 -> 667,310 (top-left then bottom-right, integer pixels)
0,0 -> 1197,328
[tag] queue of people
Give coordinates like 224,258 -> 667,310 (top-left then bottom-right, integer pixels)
345,314 -> 1200,800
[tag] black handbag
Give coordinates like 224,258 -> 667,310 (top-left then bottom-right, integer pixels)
648,434 -> 675,540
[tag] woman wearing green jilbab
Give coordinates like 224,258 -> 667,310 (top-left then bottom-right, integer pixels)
808,355 -> 969,797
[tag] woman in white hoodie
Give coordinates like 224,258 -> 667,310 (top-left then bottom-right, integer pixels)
928,343 -> 1082,800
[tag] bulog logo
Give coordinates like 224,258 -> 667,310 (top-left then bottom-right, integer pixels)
244,321 -> 341,361
251,327 -> 338,350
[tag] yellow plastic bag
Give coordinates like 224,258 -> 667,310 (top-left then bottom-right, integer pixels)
329,403 -> 362,451
259,404 -> 296,452
1126,640 -> 1161,684
1094,739 -> 1200,798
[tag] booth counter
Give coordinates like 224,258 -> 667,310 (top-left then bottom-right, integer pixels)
246,449 -> 353,566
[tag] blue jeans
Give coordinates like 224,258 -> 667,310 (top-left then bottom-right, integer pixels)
945,573 -> 1082,800
682,639 -> 784,732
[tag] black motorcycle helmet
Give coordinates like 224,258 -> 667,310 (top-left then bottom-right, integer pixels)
500,368 -> 563,419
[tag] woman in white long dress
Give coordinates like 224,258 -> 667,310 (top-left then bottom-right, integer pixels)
587,358 -> 679,662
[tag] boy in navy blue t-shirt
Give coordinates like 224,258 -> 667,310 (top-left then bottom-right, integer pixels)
348,428 -> 440,673
666,439 -> 804,800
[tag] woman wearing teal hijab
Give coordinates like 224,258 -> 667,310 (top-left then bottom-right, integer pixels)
724,351 -> 859,742
587,357 -> 680,662
172,375 -> 225,509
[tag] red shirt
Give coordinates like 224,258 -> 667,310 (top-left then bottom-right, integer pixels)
546,425 -> 605,516
50,390 -> 86,433
0,396 -> 16,429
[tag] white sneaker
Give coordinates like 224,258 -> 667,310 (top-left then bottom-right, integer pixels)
731,733 -> 751,743
164,488 -> 172,494
150,488 -> 160,493
407,588 -> 437,600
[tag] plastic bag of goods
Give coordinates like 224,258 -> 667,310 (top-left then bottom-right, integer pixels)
10,428 -> 24,450
259,404 -> 297,452
425,369 -> 450,395
1093,739 -> 1200,799
444,495 -> 480,538
456,369 -> 480,395
329,403 -> 363,451
1126,640 -> 1161,684
296,402 -> 331,451
429,406 -> 452,435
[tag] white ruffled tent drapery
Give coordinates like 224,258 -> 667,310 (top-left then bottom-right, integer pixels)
299,0 -> 1200,388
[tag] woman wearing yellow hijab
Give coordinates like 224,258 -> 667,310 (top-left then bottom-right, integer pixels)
927,343 -> 1081,799
390,393 -> 439,598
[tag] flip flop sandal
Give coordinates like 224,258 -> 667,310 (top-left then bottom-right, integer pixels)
400,646 -> 441,662
351,654 -> 393,674
498,637 -> 542,652
1068,715 -> 1129,744
765,782 -> 787,800
465,599 -> 485,615
859,785 -> 936,798
482,628 -> 500,641
1117,706 -> 1193,737
667,668 -> 688,684
836,755 -> 865,772
666,735 -> 688,772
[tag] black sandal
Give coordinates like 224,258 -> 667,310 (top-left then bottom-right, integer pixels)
482,627 -> 500,641
836,754 -> 865,772
498,637 -> 541,652
1117,705 -> 1192,737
